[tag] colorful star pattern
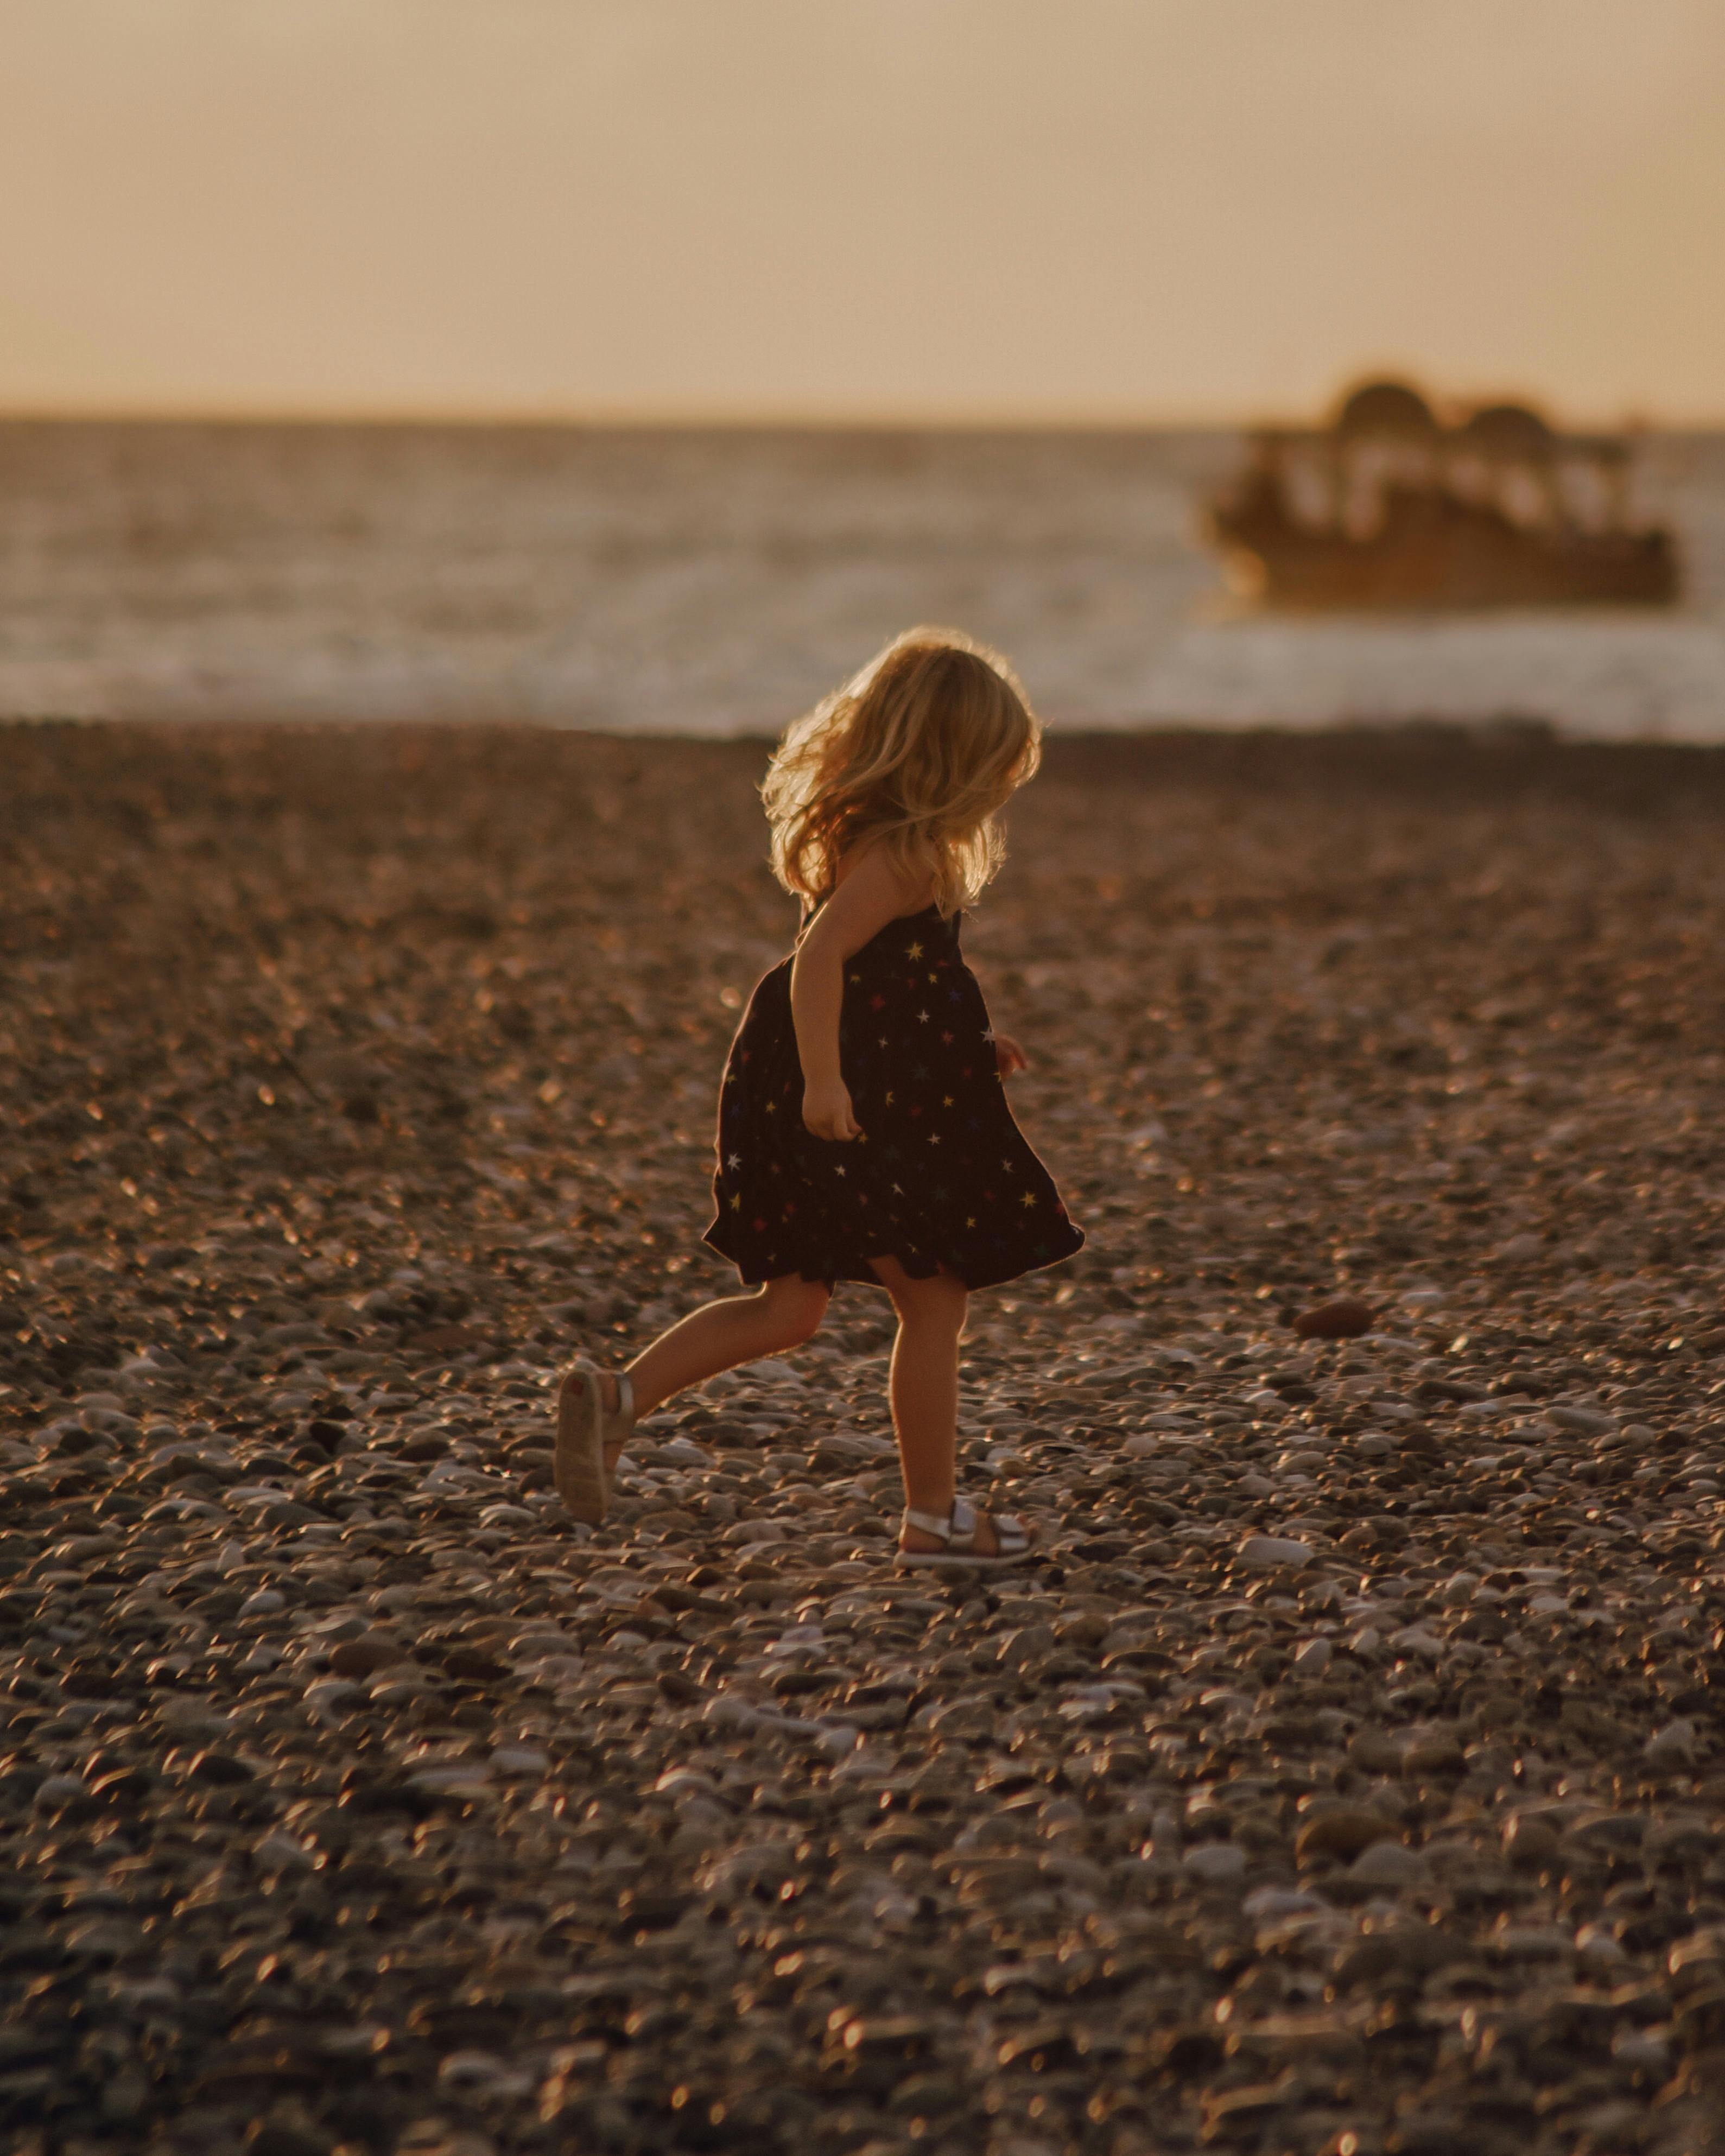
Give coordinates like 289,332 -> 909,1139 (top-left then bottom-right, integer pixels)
703,903 -> 1084,1290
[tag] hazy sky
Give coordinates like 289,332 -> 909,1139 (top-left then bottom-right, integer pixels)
4,0 -> 1723,422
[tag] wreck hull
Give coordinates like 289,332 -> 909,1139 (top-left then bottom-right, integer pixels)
1212,502 -> 1680,611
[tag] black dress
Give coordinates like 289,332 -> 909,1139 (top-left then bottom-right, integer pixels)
703,900 -> 1084,1290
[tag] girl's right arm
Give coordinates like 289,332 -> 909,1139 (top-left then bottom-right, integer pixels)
791,847 -> 931,1140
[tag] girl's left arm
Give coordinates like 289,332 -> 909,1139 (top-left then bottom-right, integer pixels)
791,848 -> 931,1140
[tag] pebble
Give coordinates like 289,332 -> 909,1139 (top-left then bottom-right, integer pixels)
1502,1812 -> 1561,1867
1646,1719 -> 1698,1771
4,723 -> 1724,2156
1238,1534 -> 1315,1570
1291,1299 -> 1377,1340
1183,1841 -> 1248,1883
1546,1403 -> 1618,1437
1297,1805 -> 1395,1862
1350,1840 -> 1429,1887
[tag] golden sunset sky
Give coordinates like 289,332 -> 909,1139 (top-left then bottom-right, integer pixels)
4,0 -> 1722,423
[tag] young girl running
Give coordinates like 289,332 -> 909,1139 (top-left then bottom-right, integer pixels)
557,627 -> 1084,1569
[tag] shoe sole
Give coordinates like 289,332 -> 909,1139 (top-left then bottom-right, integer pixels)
893,1548 -> 1035,1572
555,1364 -> 608,1526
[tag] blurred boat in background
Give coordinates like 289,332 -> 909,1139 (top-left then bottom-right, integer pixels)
1207,378 -> 1679,611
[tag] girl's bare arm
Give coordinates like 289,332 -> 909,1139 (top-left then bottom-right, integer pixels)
791,848 -> 933,1140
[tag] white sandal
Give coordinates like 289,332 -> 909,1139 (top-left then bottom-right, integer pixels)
555,1358 -> 636,1526
896,1495 -> 1034,1572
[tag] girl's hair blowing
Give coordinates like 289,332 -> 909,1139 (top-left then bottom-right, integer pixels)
763,627 -> 1041,917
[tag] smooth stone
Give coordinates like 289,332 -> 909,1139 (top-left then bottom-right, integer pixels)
303,1678 -> 366,1714
1291,1301 -> 1376,1340
1350,1840 -> 1429,1887
409,1764 -> 494,1793
1502,1813 -> 1562,1866
33,1773 -> 90,1809
1646,1719 -> 1697,1770
1297,1805 -> 1397,1862
1241,1886 -> 1330,1920
489,1746 -> 550,1777
1400,1727 -> 1467,1775
1545,1404 -> 1617,1437
327,1635 -> 402,1677
1238,1536 -> 1314,1571
1575,1924 -> 1629,1970
1183,1842 -> 1248,1883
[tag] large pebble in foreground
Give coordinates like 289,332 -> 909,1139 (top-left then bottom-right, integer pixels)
1291,1299 -> 1377,1340
1238,1534 -> 1315,1570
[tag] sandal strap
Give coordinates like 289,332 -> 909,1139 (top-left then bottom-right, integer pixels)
900,1497 -> 983,1552
902,1505 -> 955,1542
902,1496 -> 1024,1558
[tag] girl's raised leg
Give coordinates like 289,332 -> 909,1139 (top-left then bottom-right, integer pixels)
626,1275 -> 828,1422
559,1274 -> 829,1525
869,1256 -> 1022,1558
586,1274 -> 829,1460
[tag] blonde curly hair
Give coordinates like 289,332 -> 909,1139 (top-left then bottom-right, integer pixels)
763,627 -> 1041,918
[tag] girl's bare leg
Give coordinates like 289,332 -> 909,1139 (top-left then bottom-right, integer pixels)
869,1256 -> 1016,1557
588,1275 -> 829,1465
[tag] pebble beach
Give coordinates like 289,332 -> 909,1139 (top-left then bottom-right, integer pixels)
5,719 -> 1725,2156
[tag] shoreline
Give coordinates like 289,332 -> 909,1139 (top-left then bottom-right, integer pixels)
10,709 -> 1725,757
9,709 -> 1725,747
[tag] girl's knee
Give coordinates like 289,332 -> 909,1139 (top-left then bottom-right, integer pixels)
761,1278 -> 829,1345
887,1272 -> 967,1328
871,1255 -> 962,1302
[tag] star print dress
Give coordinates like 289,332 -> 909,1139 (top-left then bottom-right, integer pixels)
703,902 -> 1084,1290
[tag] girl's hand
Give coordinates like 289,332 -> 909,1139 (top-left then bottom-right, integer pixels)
803,1077 -> 861,1141
993,1033 -> 1029,1079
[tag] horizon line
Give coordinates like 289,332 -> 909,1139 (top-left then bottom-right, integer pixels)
0,397 -> 1717,434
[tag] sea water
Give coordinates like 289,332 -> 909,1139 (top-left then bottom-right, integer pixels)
1,421 -> 1721,740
